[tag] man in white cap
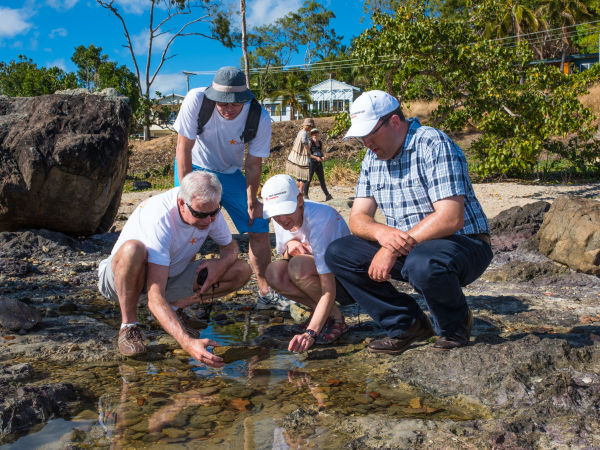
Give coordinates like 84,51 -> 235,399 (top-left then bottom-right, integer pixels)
261,174 -> 354,352
325,90 -> 492,354
173,66 -> 289,311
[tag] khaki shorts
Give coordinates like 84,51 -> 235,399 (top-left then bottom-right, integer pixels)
98,256 -> 203,304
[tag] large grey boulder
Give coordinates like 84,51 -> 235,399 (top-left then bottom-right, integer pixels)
537,195 -> 600,275
0,91 -> 131,235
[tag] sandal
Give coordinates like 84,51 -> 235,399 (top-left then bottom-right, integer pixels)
316,317 -> 347,345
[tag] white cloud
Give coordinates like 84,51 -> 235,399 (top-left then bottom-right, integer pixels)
49,28 -> 68,38
114,0 -> 148,15
0,7 -> 33,38
150,73 -> 187,98
132,29 -> 173,56
247,0 -> 302,27
46,59 -> 67,71
46,0 -> 79,10
29,31 -> 39,51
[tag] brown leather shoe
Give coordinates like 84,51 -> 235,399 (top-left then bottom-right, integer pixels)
433,309 -> 473,350
368,316 -> 434,354
118,325 -> 146,356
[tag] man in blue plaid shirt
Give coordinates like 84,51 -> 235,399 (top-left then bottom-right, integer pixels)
325,90 -> 493,354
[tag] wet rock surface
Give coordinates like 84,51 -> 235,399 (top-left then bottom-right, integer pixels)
0,194 -> 599,447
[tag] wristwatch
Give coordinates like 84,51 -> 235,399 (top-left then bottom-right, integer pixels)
304,329 -> 317,339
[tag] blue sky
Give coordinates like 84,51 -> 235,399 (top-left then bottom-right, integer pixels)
0,0 -> 370,96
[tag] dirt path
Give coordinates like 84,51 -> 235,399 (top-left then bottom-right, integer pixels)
117,182 -> 600,233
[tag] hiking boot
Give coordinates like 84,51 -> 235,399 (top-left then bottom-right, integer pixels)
175,308 -> 204,339
368,315 -> 434,355
434,309 -> 473,350
118,325 -> 146,356
256,289 -> 291,311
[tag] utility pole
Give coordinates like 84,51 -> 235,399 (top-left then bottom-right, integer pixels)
182,71 -> 197,93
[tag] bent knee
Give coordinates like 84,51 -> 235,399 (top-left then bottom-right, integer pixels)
232,260 -> 252,285
265,261 -> 289,290
114,240 -> 147,264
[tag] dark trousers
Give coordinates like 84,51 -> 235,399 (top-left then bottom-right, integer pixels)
304,162 -> 330,197
325,234 -> 493,338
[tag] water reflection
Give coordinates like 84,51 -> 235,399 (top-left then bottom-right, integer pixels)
2,313 -> 482,448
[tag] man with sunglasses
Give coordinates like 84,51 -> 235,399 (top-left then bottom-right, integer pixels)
173,66 -> 289,311
98,172 -> 252,365
325,90 -> 492,355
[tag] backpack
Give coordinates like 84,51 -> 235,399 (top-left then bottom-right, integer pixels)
197,97 -> 262,143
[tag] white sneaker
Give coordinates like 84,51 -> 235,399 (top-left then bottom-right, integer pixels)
256,289 -> 291,311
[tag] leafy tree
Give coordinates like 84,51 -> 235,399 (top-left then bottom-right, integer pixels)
96,0 -> 234,140
353,0 -> 600,178
246,0 -> 342,98
0,55 -> 77,96
71,45 -> 140,112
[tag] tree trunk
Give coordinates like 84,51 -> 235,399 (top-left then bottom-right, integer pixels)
240,0 -> 250,88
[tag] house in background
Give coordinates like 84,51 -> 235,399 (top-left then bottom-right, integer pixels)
308,78 -> 361,114
149,93 -> 185,137
530,53 -> 599,75
261,78 -> 361,122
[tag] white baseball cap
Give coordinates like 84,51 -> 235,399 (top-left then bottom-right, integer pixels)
261,174 -> 300,219
344,90 -> 400,139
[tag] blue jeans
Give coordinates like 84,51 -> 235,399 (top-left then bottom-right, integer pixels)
325,234 -> 493,338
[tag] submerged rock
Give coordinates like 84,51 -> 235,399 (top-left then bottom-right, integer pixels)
212,345 -> 265,363
0,382 -> 78,439
0,298 -> 41,331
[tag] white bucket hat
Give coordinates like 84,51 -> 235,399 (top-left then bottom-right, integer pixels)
344,90 -> 399,139
261,174 -> 300,219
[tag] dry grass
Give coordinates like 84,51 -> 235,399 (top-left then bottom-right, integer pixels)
326,162 -> 359,186
580,83 -> 600,124
402,99 -> 439,122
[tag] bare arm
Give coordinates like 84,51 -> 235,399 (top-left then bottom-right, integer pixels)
196,239 -> 239,294
175,134 -> 196,184
244,154 -> 263,225
146,263 -> 223,367
408,196 -> 465,242
288,273 -> 336,353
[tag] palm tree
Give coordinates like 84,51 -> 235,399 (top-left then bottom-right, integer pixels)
488,0 -> 543,43
540,0 -> 592,73
271,75 -> 312,121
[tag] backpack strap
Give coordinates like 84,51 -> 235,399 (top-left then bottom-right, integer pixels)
240,99 -> 261,143
197,97 -> 216,136
197,96 -> 261,143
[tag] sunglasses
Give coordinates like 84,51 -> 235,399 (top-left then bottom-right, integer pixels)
186,202 -> 222,219
355,113 -> 394,146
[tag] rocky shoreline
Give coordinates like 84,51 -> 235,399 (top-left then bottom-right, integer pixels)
1,185 -> 599,447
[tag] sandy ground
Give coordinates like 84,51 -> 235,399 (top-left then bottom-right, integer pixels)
117,182 -> 600,234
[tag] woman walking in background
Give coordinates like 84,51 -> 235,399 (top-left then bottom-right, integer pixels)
305,127 -> 332,201
286,118 -> 313,194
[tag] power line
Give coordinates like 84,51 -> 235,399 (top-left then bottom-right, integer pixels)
184,20 -> 600,76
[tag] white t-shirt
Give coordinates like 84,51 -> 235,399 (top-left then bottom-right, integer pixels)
107,187 -> 232,278
173,88 -> 272,174
273,201 -> 350,275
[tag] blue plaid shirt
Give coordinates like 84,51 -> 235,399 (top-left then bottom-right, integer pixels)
356,118 -> 489,235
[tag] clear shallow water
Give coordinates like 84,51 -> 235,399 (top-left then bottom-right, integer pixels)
2,317 -> 479,448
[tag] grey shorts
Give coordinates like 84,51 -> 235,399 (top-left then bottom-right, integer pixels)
98,256 -> 203,304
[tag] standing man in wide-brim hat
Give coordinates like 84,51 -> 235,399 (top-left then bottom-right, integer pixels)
173,66 -> 290,311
